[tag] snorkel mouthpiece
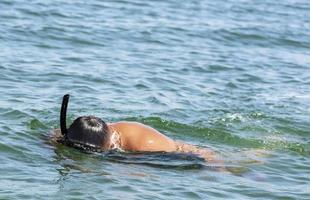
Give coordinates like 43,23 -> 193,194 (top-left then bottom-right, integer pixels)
60,94 -> 69,137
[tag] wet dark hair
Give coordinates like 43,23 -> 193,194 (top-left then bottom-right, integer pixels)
60,94 -> 110,152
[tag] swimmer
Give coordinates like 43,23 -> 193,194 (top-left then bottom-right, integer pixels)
52,94 -> 220,163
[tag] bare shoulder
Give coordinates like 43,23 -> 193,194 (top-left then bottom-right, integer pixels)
111,121 -> 149,129
111,121 -> 160,135
117,121 -> 172,138
175,141 -> 218,162
112,121 -> 176,152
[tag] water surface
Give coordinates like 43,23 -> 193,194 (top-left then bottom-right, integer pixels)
0,0 -> 309,199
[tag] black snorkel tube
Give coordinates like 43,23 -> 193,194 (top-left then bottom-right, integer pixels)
60,94 -> 69,139
59,94 -> 106,153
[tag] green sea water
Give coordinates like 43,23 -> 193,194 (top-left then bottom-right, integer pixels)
0,0 -> 309,199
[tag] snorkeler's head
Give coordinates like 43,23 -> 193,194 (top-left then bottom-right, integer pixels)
66,116 -> 111,151
60,94 -> 111,151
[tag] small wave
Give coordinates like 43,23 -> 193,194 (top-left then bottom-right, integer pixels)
0,0 -> 13,5
0,109 -> 33,120
28,119 -> 47,130
0,141 -> 32,160
122,116 -> 310,156
213,28 -> 310,49
47,34 -> 105,47
134,83 -> 149,89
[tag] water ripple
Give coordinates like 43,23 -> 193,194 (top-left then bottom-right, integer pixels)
1,0 -> 310,199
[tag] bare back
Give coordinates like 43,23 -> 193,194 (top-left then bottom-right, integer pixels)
110,121 -> 177,152
50,121 -> 218,162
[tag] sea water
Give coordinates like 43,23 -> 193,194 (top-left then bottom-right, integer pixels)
0,0 -> 309,199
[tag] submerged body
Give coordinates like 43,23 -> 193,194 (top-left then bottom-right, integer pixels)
55,94 -> 220,163
52,121 -> 218,162
111,122 -> 218,162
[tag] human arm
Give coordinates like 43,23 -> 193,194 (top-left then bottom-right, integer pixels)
49,128 -> 64,144
175,141 -> 219,162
